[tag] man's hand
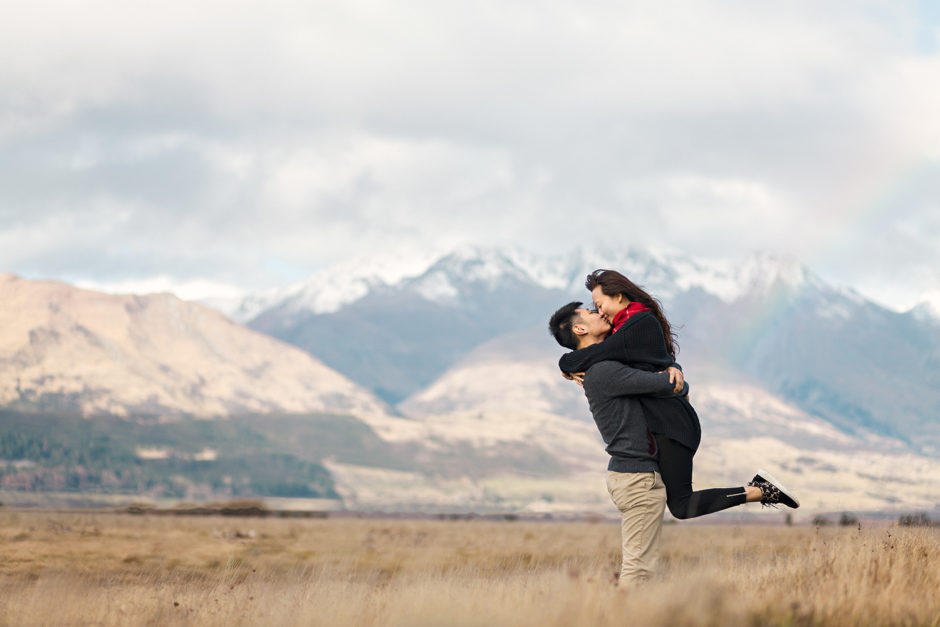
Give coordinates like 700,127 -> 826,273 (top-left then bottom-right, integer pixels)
665,366 -> 684,394
562,371 -> 586,387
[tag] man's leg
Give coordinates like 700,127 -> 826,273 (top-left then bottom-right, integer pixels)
606,470 -> 666,585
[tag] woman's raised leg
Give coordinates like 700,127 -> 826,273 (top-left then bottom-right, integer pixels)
653,434 -> 750,519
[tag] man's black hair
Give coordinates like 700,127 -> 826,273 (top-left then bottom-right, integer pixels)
548,301 -> 583,350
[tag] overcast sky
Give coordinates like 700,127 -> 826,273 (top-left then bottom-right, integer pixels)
2,1 -> 939,310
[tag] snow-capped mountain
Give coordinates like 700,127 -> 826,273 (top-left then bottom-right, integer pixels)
547,246 -> 820,303
3,257 -> 938,516
226,250 -> 444,323
910,288 -> 940,323
236,246 -> 940,456
244,247 -> 576,404
237,244 -> 820,320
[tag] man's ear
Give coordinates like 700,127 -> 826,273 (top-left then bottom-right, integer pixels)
571,322 -> 587,337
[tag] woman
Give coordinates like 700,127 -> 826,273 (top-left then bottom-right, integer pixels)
560,269 -> 799,517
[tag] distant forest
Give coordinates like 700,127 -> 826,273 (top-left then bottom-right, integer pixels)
0,411 -> 338,500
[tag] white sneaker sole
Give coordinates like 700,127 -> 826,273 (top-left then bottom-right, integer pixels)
756,468 -> 801,508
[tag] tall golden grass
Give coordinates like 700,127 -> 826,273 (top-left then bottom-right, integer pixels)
1,511 -> 938,626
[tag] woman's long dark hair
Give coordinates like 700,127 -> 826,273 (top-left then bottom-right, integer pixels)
585,269 -> 679,359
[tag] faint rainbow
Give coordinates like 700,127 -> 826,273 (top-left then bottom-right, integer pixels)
726,149 -> 938,359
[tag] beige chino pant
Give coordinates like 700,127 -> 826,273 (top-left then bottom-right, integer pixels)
606,470 -> 666,585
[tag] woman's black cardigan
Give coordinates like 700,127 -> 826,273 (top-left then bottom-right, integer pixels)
558,311 -> 702,452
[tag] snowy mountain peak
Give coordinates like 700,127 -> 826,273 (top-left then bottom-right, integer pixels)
430,246 -> 528,282
408,247 -> 531,297
735,252 -> 815,291
399,247 -> 538,305
543,248 -> 821,303
229,246 -> 831,322
910,289 -> 940,323
230,250 -> 442,321
638,250 -> 822,303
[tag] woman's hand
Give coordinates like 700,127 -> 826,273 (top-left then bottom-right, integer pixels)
562,371 -> 586,386
665,366 -> 684,393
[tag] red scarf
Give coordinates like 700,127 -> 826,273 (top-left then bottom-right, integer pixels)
611,301 -> 650,332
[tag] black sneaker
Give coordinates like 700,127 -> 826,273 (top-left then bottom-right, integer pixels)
747,468 -> 800,509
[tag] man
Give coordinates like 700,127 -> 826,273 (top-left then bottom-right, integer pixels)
548,301 -> 682,585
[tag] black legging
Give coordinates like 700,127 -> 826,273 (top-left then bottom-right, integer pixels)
654,434 -> 747,519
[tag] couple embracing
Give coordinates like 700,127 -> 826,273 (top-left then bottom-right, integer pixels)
549,269 -> 799,586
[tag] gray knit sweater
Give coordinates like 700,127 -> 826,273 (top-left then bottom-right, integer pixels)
581,360 -> 676,473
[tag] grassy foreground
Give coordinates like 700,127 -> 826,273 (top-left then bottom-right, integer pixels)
0,511 -> 938,626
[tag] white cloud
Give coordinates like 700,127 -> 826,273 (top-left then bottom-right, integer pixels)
657,175 -> 791,241
74,276 -> 246,302
1,1 -> 939,303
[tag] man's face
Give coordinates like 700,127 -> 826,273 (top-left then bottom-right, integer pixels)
573,307 -> 611,343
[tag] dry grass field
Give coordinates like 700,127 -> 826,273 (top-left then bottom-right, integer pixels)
1,511 -> 938,626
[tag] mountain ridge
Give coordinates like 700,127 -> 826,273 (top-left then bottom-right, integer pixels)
232,246 -> 940,456
2,265 -> 938,515
0,273 -> 389,418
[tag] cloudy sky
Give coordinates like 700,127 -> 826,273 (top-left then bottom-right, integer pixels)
2,1 -> 939,309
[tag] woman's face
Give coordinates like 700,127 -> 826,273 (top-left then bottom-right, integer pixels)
591,286 -> 626,323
